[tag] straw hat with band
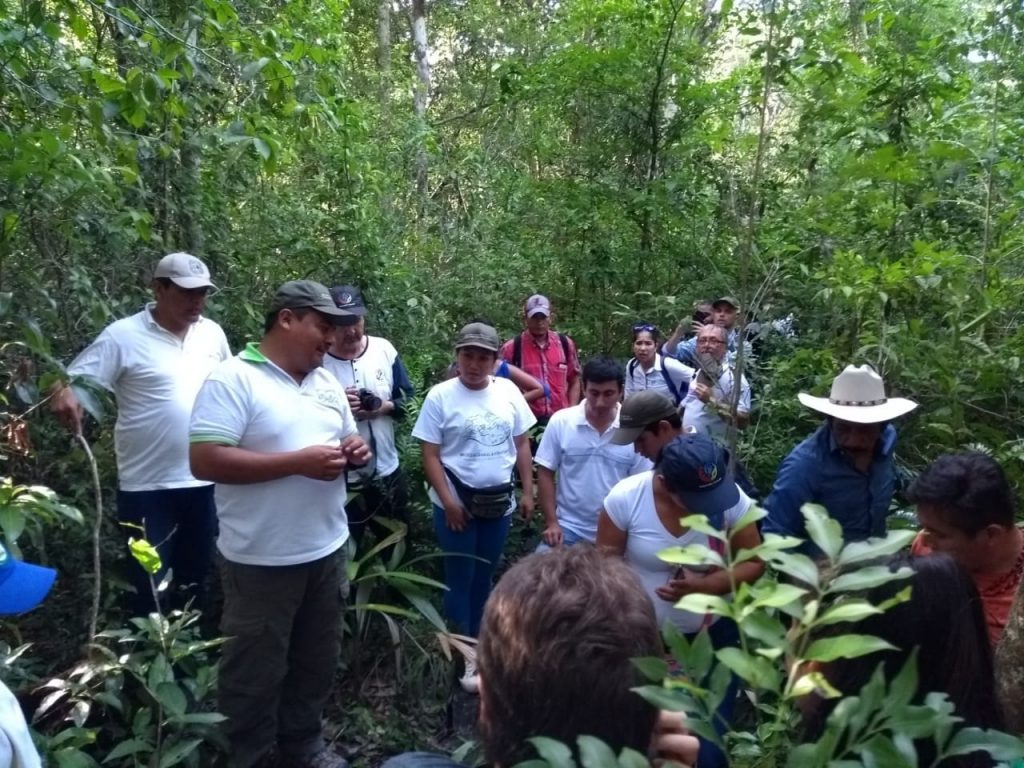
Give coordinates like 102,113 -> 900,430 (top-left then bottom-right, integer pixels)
798,364 -> 917,424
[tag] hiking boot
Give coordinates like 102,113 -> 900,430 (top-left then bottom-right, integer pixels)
278,749 -> 348,768
459,657 -> 480,694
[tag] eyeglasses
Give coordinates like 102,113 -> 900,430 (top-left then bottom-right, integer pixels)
698,338 -> 725,346
633,323 -> 657,334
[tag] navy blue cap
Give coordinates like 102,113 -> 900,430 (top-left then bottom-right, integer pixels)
657,434 -> 739,527
329,285 -> 367,316
0,543 -> 56,615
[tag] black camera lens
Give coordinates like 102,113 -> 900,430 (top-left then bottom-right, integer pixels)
358,388 -> 382,412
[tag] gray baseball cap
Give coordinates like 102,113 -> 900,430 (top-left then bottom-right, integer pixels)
610,391 -> 679,445
455,322 -> 501,352
270,280 -> 353,322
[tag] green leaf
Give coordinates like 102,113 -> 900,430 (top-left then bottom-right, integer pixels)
804,634 -> 896,662
674,593 -> 733,618
104,738 -> 152,762
157,737 -> 203,768
838,530 -> 916,567
253,137 -> 271,161
615,748 -> 648,768
154,681 -> 186,717
577,735 -> 618,768
829,566 -> 913,593
631,656 -> 667,682
129,537 -> 162,575
749,583 -> 808,610
944,728 -> 1024,760
678,514 -> 726,541
169,711 -> 227,724
241,57 -> 271,80
813,600 -> 883,627
529,736 -> 575,768
732,504 -> 767,533
716,647 -> 779,689
765,549 -> 819,588
801,504 -> 843,561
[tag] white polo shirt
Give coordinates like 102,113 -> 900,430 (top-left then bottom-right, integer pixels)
189,344 -> 359,566
412,376 -> 536,515
681,368 -> 751,445
67,305 -> 231,491
535,402 -> 651,542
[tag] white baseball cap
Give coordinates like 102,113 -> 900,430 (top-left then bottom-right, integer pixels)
153,252 -> 217,290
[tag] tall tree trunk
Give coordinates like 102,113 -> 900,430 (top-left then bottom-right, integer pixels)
377,0 -> 391,105
410,0 -> 431,212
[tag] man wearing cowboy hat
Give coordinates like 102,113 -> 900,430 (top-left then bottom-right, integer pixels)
762,364 -> 917,557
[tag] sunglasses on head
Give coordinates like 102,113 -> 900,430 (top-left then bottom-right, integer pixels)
632,323 -> 657,334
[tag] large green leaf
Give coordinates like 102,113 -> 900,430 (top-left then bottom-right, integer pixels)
803,634 -> 896,663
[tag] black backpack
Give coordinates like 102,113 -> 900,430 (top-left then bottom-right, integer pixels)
511,332 -> 572,369
627,358 -> 686,405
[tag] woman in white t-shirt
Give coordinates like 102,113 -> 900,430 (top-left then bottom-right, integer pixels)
412,322 -> 536,693
596,434 -> 762,768
624,323 -> 695,405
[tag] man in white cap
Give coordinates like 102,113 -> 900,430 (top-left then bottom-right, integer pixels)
762,364 -> 918,557
500,294 -> 581,426
50,252 -> 230,614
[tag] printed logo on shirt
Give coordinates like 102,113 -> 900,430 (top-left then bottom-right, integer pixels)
314,388 -> 344,412
464,412 -> 512,447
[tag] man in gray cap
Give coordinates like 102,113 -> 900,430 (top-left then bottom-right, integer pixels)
190,279 -> 370,768
611,390 -> 686,463
50,252 -> 230,615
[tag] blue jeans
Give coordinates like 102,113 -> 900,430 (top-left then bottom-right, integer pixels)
117,486 -> 217,616
686,618 -> 741,768
534,525 -> 588,553
433,505 -> 511,637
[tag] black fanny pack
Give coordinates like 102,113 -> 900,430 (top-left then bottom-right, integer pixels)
444,467 -> 514,520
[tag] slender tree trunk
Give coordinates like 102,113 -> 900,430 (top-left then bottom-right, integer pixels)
377,0 -> 391,105
410,0 -> 431,211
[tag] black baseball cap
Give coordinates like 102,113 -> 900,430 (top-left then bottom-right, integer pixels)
270,280 -> 353,322
658,434 -> 739,526
611,391 -> 679,445
330,285 -> 367,316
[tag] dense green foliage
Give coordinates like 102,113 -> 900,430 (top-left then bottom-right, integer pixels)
1,0 -> 1023,763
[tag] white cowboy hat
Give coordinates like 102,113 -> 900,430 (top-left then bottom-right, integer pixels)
797,364 -> 918,424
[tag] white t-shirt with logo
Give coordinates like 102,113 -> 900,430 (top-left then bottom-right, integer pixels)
603,471 -> 753,634
68,305 -> 231,491
412,376 -> 536,515
322,336 -> 404,481
680,367 -> 751,445
189,344 -> 358,566
535,402 -> 651,542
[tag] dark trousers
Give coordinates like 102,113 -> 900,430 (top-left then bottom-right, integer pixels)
218,549 -> 346,768
432,505 -> 511,637
346,468 -> 410,550
117,486 -> 217,616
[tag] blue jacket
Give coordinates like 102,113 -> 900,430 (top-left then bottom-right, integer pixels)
762,423 -> 898,557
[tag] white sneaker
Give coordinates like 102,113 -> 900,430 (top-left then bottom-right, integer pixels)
460,658 -> 480,694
